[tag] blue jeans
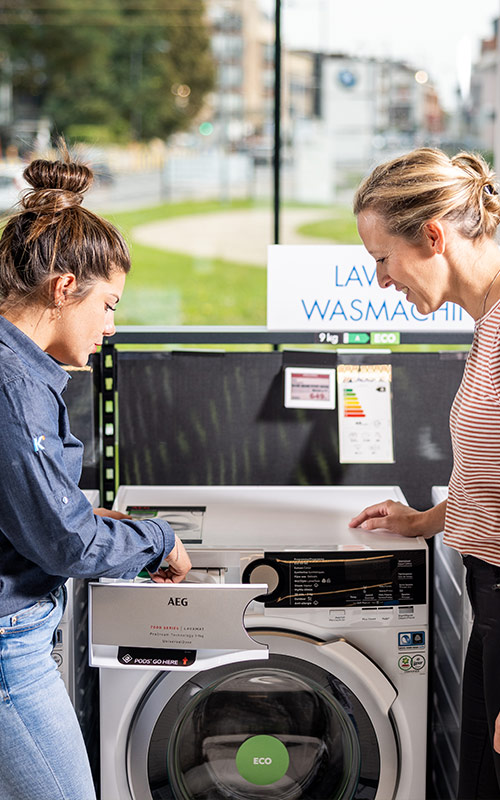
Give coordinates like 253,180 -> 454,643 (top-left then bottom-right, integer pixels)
0,587 -> 96,800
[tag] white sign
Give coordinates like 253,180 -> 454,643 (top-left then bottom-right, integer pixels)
267,245 -> 474,332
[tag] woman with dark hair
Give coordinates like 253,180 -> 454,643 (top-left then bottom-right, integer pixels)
349,147 -> 500,799
0,149 -> 191,800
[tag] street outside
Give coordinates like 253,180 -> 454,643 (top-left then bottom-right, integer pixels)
131,207 -> 336,267
86,169 -> 342,266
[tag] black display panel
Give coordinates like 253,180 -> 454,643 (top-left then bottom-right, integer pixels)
258,550 -> 427,608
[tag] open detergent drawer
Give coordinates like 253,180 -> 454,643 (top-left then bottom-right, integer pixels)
89,581 -> 268,672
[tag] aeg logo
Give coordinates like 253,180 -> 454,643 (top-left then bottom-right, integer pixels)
167,597 -> 188,606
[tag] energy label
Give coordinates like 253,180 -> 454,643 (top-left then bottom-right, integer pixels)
337,364 -> 394,463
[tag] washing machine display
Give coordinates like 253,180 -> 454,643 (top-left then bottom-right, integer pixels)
243,550 -> 426,607
99,486 -> 428,800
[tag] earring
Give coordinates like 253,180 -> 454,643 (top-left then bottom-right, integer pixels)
55,299 -> 63,319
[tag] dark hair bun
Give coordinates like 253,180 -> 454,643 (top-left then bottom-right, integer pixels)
22,159 -> 94,212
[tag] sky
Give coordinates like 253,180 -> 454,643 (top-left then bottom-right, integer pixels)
273,0 -> 500,111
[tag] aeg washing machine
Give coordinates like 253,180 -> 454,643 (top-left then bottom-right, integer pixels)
96,485 -> 428,800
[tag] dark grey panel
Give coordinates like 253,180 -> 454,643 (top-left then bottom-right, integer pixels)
116,350 -> 465,510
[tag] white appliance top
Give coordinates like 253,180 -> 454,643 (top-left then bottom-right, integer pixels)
83,488 -> 100,508
114,485 -> 427,551
432,485 -> 448,505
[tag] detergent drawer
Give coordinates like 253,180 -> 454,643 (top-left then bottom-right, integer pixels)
89,581 -> 268,672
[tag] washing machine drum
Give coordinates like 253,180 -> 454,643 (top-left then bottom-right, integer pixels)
128,653 -> 383,800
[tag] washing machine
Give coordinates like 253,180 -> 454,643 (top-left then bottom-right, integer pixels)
95,485 -> 428,800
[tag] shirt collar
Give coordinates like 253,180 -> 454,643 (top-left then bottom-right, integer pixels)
0,314 -> 70,393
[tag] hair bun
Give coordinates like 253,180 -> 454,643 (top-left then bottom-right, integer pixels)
21,158 -> 93,212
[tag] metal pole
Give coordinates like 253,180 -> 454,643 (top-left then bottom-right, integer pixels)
274,0 -> 281,243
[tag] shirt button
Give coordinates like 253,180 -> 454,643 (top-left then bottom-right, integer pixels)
62,496 -> 68,504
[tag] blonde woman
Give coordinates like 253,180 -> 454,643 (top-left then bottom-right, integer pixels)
349,147 -> 500,799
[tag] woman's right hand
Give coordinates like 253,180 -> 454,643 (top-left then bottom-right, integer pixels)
349,499 -> 440,539
149,535 -> 192,584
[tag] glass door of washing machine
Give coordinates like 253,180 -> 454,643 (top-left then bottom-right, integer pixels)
127,651 -> 393,800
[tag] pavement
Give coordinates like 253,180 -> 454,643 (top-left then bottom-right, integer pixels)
131,207 -> 336,266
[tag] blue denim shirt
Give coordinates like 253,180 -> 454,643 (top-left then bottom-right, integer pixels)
0,315 -> 175,616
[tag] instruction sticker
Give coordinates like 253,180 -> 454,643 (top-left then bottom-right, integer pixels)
338,364 -> 394,463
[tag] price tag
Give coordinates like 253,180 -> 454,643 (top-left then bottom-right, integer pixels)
284,367 -> 336,410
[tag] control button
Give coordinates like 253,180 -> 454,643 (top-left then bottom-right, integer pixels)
236,735 -> 289,786
242,558 -> 284,603
249,564 -> 279,594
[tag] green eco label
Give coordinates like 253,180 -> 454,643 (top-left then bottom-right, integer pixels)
236,735 -> 290,786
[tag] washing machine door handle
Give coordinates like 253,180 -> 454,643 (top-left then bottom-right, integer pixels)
320,639 -> 397,714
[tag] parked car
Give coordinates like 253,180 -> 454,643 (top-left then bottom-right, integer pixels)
91,161 -> 114,186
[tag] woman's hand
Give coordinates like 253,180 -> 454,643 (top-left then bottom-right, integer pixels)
349,499 -> 445,539
93,508 -> 191,582
93,508 -> 131,520
149,535 -> 192,584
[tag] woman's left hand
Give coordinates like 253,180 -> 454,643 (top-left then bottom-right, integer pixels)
94,508 -> 131,520
494,712 -> 500,754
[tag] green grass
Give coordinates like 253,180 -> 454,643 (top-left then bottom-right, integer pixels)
297,206 -> 360,243
116,243 -> 267,326
103,199 -> 267,326
102,199 -> 361,326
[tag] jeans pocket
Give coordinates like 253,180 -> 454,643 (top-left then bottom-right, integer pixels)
3,594 -> 58,633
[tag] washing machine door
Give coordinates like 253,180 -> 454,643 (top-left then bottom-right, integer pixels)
127,632 -> 399,800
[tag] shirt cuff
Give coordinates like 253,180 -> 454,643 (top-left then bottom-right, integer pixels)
145,519 -> 176,572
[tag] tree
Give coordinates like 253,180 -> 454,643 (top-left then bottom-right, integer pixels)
0,0 -> 215,143
109,0 -> 215,141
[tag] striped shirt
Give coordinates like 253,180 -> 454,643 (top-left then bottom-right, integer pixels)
444,296 -> 500,565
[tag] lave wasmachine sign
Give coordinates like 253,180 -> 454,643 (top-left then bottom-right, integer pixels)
94,485 -> 428,800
